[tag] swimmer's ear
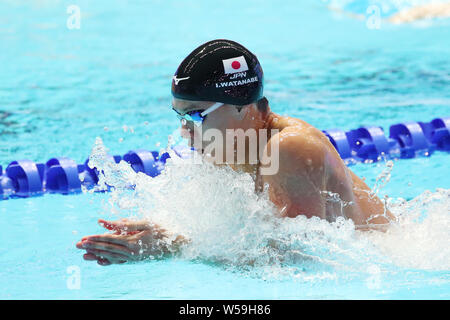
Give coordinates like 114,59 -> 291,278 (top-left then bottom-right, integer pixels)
233,104 -> 249,121
235,103 -> 253,113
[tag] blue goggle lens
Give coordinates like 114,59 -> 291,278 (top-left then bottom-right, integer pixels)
173,108 -> 205,124
186,111 -> 204,122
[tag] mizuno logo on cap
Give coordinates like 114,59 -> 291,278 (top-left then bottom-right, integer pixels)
173,76 -> 190,85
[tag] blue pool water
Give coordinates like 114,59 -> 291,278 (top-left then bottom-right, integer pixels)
0,0 -> 449,299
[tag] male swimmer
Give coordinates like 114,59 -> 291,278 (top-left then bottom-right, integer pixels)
77,40 -> 393,266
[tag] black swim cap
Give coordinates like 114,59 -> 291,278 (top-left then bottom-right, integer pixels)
171,39 -> 264,106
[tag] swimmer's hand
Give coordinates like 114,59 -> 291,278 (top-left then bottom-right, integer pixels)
76,218 -> 186,266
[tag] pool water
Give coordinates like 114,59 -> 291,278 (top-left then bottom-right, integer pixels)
0,0 -> 449,299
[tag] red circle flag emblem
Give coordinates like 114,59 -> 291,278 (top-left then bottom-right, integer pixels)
231,61 -> 241,70
222,56 -> 249,74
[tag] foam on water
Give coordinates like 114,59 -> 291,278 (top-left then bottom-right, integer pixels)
86,137 -> 450,280
367,189 -> 450,270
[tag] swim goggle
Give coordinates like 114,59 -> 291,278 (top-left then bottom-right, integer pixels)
172,102 -> 224,126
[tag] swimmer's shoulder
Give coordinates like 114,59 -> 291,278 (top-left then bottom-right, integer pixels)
264,113 -> 335,168
266,113 -> 331,149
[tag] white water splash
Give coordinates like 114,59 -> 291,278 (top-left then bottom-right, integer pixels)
86,137 -> 450,279
366,188 -> 450,270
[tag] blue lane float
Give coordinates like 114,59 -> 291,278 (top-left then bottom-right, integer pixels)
1,117 -> 449,200
45,158 -> 81,194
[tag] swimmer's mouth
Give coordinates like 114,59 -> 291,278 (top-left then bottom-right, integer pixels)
180,127 -> 194,140
184,133 -> 196,147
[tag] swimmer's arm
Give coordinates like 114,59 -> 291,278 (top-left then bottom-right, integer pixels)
261,127 -> 328,219
348,169 -> 395,225
76,218 -> 188,266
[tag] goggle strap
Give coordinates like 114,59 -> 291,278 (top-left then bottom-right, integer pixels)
200,102 -> 224,117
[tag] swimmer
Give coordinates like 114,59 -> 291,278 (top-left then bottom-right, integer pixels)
77,40 -> 394,266
389,1 -> 450,24
327,1 -> 450,24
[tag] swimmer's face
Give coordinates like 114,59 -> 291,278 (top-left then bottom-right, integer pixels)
172,98 -> 251,150
172,98 -> 212,146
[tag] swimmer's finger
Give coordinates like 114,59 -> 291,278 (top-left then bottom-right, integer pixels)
83,253 -> 98,261
81,239 -> 130,253
76,240 -> 88,249
83,252 -> 112,266
80,240 -> 133,257
98,219 -> 150,233
84,234 -> 130,246
97,258 -> 112,266
98,218 -> 126,231
86,249 -> 128,264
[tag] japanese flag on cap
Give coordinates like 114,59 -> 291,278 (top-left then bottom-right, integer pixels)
222,56 -> 249,74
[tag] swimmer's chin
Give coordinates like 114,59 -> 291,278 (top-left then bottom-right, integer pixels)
184,137 -> 204,154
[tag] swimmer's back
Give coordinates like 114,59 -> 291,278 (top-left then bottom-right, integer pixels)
263,112 -> 393,226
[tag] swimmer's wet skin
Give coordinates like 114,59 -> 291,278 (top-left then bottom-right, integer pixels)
77,39 -> 394,266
